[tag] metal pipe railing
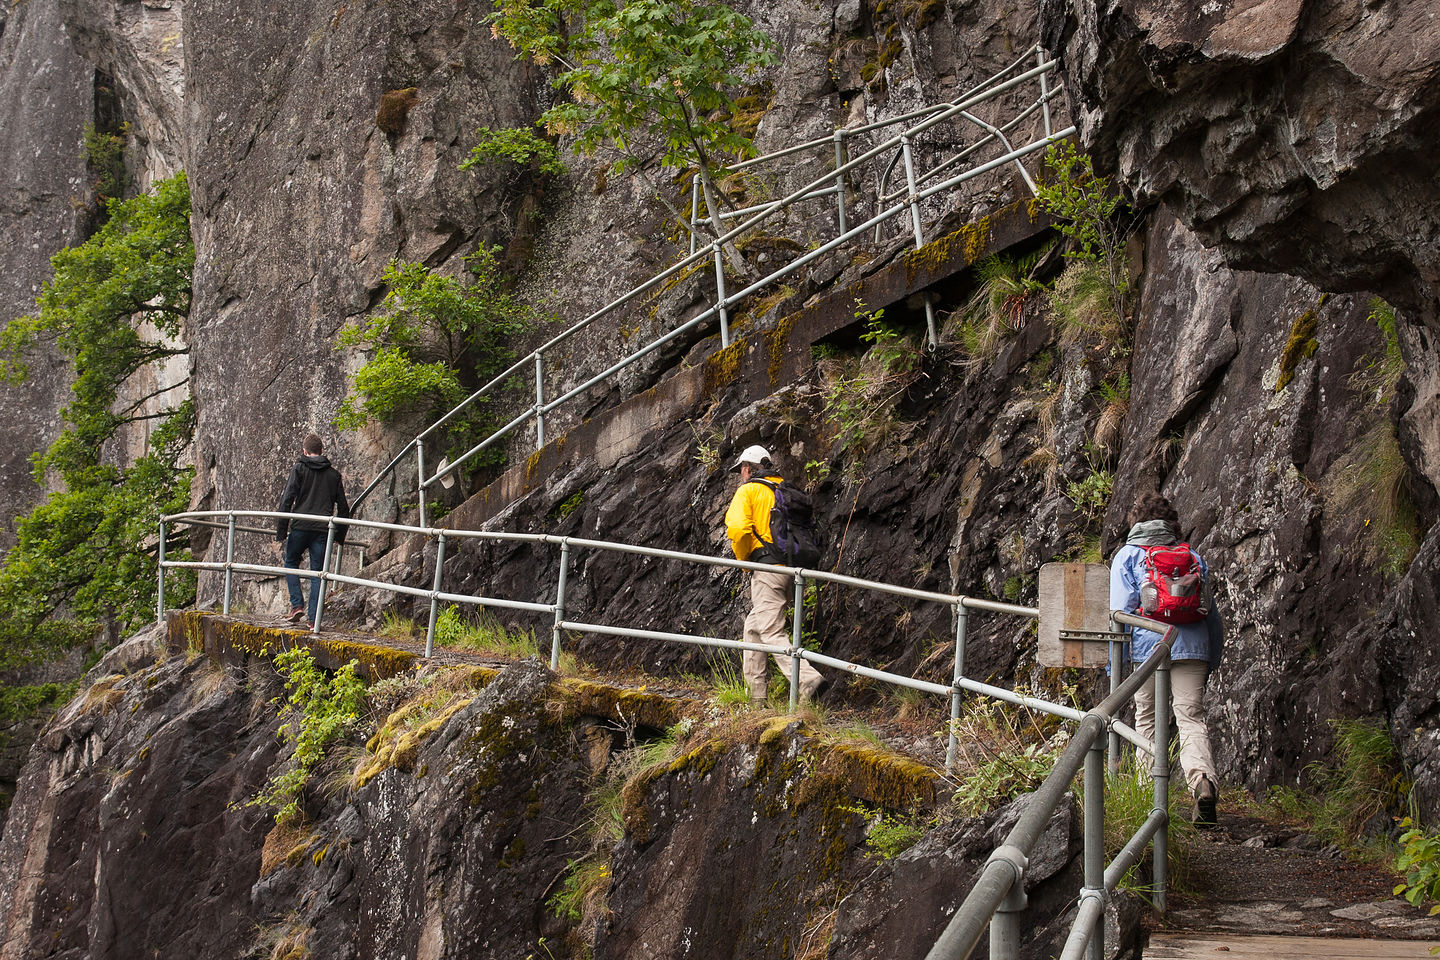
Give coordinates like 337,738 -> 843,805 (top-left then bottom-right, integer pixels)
163,507 -> 1173,960
926,615 -> 1178,960
158,509 -> 1054,775
350,49 -> 1071,517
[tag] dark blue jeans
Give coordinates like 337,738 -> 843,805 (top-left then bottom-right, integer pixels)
284,529 -> 328,622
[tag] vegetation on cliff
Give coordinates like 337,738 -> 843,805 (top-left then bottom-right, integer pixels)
0,172 -> 195,650
334,247 -> 543,467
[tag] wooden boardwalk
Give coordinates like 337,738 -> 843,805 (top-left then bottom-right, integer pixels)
1147,933 -> 1440,958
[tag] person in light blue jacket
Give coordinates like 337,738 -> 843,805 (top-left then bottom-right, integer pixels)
1110,492 -> 1224,825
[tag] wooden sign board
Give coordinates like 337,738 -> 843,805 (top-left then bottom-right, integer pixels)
1037,562 -> 1116,668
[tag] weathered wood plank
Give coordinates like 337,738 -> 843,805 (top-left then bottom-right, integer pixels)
1146,933 -> 1440,959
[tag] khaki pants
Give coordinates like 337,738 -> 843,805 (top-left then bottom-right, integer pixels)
743,569 -> 823,701
1133,659 -> 1216,793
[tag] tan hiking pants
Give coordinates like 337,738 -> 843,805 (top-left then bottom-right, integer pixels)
742,568 -> 823,701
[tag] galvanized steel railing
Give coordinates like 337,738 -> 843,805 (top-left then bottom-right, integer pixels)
349,46 -> 1073,525
926,610 -> 1177,960
156,510 -> 1163,771
161,511 -> 1175,956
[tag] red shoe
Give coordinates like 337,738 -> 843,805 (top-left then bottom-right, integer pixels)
287,606 -> 306,622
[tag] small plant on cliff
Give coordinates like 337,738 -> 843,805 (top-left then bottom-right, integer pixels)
1035,142 -> 1132,330
253,647 -> 368,826
0,172 -> 196,648
461,125 -> 567,178
820,304 -> 923,457
842,801 -> 926,860
82,120 -> 129,204
487,0 -> 776,257
950,694 -> 1063,816
1322,298 -> 1418,578
334,247 -> 541,466
950,252 -> 1048,365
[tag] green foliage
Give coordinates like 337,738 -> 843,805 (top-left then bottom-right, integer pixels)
950,696 -> 1061,816
488,0 -> 776,175
951,254 -> 1045,364
1065,465 -> 1114,528
0,173 -> 196,639
0,681 -> 79,747
1095,755 -> 1198,898
432,605 -> 541,659
1048,259 -> 1124,350
705,655 -> 751,709
334,247 -> 538,465
460,125 -> 566,177
1036,143 -> 1131,334
252,647 -> 368,826
1266,718 -> 1407,853
82,121 -> 129,201
1394,818 -> 1440,916
820,306 -> 923,458
842,801 -> 925,860
548,858 -> 612,923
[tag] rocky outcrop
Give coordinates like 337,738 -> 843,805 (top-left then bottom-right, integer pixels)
1040,0 -> 1440,806
1039,0 -> 1440,325
0,618 -> 1091,959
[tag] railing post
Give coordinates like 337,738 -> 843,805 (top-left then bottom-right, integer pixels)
156,518 -> 166,626
833,130 -> 848,234
222,514 -> 236,615
534,352 -> 546,450
901,134 -> 926,249
312,518 -> 337,634
713,242 -> 731,347
1084,732 -> 1107,960
424,532 -> 447,659
1037,46 -> 1052,138
945,601 -> 968,773
991,863 -> 1027,960
689,175 -> 701,257
415,438 -> 428,529
1108,620 -> 1123,774
1153,654 -> 1171,914
789,571 -> 804,713
551,540 -> 570,670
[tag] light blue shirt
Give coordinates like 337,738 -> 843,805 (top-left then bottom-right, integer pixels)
1109,543 -> 1223,667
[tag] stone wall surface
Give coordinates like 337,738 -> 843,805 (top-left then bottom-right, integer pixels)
0,0 -> 94,549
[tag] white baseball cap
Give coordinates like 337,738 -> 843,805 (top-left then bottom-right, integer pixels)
730,444 -> 772,472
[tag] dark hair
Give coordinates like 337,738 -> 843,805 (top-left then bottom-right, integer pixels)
303,434 -> 324,455
1127,492 -> 1179,530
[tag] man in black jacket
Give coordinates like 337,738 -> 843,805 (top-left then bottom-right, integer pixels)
275,434 -> 349,626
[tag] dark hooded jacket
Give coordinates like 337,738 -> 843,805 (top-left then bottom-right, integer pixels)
276,454 -> 350,540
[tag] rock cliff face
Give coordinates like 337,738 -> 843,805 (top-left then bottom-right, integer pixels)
0,622 -> 1091,959
1039,0 -> 1440,807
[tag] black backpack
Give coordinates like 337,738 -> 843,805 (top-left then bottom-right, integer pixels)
746,478 -> 823,568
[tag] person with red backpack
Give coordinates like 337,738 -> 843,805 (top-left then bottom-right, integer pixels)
724,444 -> 826,706
1110,492 -> 1225,825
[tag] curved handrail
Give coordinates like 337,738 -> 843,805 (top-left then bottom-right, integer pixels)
350,46 -> 1071,520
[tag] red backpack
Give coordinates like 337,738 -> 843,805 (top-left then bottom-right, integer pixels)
1138,543 -> 1208,624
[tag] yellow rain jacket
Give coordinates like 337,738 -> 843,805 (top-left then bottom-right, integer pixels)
725,475 -> 782,561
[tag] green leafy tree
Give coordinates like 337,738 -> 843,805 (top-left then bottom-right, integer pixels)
335,246 -> 538,466
487,0 -> 776,254
0,172 -> 196,644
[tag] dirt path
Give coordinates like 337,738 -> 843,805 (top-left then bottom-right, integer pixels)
1155,810 -> 1440,943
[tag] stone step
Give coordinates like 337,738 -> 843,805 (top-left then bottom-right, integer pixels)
1147,933 -> 1440,959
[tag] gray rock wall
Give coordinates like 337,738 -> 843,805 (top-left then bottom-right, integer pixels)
0,0 -> 94,549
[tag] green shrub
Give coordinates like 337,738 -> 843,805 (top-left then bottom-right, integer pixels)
843,801 -> 925,860
251,647 -> 368,826
334,247 -> 541,466
1394,818 -> 1440,916
461,126 -> 566,177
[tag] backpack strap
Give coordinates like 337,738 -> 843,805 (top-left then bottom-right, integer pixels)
742,478 -> 779,553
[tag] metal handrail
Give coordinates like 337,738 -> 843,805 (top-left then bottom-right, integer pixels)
350,46 -> 1071,522
925,610 -> 1178,960
156,508 -> 1111,774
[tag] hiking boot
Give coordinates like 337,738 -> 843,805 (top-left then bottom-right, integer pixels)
1192,775 -> 1218,828
287,605 -> 306,622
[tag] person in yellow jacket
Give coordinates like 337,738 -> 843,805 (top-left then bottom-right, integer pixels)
724,445 -> 826,705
